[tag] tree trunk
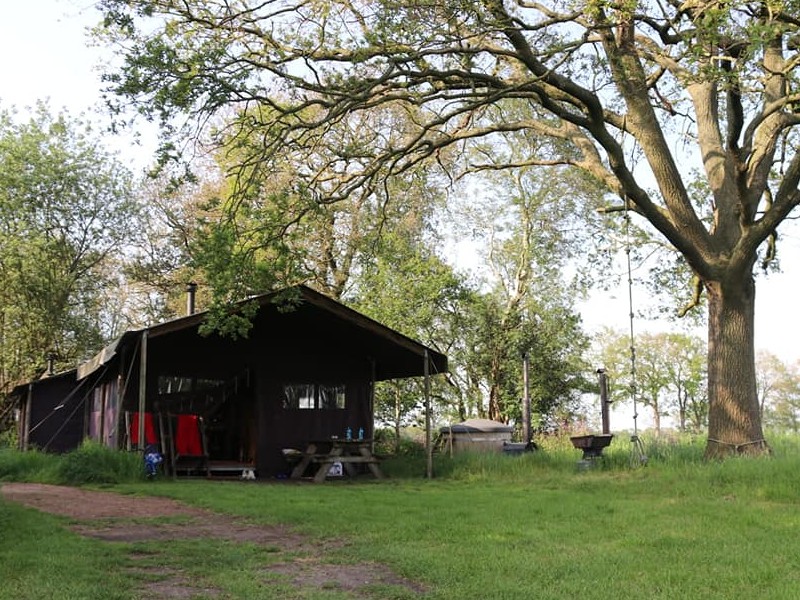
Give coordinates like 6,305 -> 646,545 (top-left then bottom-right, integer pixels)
652,402 -> 661,436
487,356 -> 503,421
705,275 -> 769,458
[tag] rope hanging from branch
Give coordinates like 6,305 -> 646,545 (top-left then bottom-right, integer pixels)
624,201 -> 647,467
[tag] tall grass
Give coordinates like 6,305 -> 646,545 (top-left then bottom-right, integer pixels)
0,448 -> 61,483
381,430 -> 800,502
0,440 -> 144,485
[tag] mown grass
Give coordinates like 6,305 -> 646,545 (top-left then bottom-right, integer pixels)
3,433 -> 800,598
0,499 -> 133,599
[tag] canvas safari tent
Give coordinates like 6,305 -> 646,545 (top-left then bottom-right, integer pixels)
12,285 -> 447,478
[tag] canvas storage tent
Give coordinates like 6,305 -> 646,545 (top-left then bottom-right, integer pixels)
439,418 -> 515,454
12,285 -> 447,478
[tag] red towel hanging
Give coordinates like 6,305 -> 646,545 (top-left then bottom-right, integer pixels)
130,413 -> 157,445
175,414 -> 203,456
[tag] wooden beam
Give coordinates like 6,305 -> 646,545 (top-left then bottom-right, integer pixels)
425,350 -> 432,479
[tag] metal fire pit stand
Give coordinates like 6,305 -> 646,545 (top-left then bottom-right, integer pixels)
570,369 -> 614,468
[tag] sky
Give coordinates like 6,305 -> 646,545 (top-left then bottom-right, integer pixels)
2,0 -> 800,380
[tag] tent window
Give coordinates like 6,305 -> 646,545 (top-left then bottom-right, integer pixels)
283,384 -> 346,410
158,376 -> 223,395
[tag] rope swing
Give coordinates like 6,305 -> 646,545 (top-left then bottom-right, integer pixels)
623,202 -> 647,467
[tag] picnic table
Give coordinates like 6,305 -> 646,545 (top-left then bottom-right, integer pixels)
289,438 -> 384,483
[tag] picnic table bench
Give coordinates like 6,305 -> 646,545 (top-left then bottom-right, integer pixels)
289,438 -> 384,483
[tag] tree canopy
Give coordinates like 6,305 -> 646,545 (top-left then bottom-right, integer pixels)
96,0 -> 800,456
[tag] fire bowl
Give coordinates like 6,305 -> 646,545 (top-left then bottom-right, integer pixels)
569,434 -> 614,459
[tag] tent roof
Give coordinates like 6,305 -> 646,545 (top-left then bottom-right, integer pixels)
77,285 -> 447,381
440,418 -> 514,433
9,368 -> 79,399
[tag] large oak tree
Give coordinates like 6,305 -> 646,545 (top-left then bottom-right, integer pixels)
97,0 -> 800,456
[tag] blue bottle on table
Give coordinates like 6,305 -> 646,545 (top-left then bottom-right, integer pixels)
346,427 -> 352,441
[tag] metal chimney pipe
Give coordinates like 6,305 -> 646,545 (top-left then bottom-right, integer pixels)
597,368 -> 610,434
46,352 -> 56,376
522,351 -> 531,445
186,282 -> 198,316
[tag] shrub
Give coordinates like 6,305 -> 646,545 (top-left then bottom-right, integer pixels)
374,428 -> 427,457
57,440 -> 144,485
0,425 -> 18,449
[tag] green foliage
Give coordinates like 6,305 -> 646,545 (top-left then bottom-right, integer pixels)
0,103 -> 138,396
463,293 -> 591,427
374,428 -> 427,458
757,351 -> 800,433
353,229 -> 469,427
442,160 -> 598,426
0,425 -> 16,450
56,440 -> 144,485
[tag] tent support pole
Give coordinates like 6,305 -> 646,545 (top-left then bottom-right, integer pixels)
425,350 -> 432,480
137,331 -> 148,452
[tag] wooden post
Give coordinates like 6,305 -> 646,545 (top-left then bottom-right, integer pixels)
369,357 -> 376,448
113,345 -> 128,450
99,385 -> 107,444
137,331 -> 148,452
424,350 -> 432,479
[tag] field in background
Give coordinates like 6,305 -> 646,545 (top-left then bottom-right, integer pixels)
3,433 -> 800,598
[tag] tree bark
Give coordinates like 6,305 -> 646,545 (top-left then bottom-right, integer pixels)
678,389 -> 687,432
488,355 -> 503,421
652,403 -> 661,437
705,274 -> 769,458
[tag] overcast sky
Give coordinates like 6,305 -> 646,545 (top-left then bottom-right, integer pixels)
3,0 -> 800,373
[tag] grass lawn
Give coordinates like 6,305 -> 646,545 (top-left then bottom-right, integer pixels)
0,499 -> 133,599
3,435 -> 800,598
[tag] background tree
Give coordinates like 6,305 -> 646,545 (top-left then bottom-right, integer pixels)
122,170 -> 210,325
352,229 -> 470,450
451,159 -> 594,426
756,352 -> 800,433
0,105 -> 138,426
596,329 -> 664,434
661,333 -> 708,432
596,329 -> 707,433
96,0 -> 800,457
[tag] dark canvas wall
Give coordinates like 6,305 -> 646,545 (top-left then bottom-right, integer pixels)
23,374 -> 86,452
254,348 -> 374,475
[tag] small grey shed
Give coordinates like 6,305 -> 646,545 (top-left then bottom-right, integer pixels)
439,418 -> 514,454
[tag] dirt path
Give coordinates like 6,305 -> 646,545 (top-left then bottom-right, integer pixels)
1,483 -> 426,599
